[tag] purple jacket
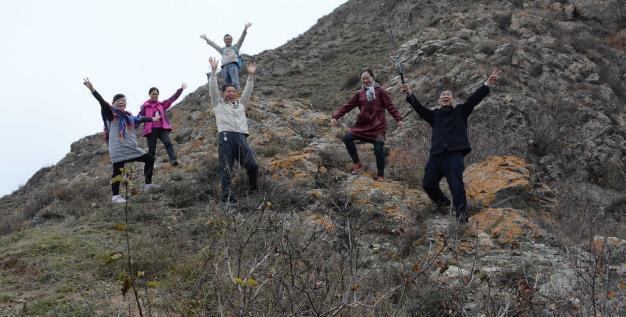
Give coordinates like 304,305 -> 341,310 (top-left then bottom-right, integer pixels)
139,88 -> 183,136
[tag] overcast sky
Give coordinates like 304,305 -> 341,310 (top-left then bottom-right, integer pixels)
0,0 -> 347,197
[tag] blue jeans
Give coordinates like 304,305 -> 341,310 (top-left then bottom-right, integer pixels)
221,63 -> 240,90
422,151 -> 467,220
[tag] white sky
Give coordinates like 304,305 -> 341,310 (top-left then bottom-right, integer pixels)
0,0 -> 347,197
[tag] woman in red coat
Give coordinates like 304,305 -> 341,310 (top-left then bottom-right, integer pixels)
331,69 -> 404,181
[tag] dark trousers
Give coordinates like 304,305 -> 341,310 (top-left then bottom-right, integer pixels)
146,128 -> 177,162
111,153 -> 154,195
422,151 -> 467,219
218,131 -> 258,198
343,133 -> 385,177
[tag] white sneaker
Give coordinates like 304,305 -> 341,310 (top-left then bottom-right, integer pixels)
143,183 -> 158,191
111,195 -> 126,204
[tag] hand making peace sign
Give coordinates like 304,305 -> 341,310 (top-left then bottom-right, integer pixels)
487,68 -> 500,86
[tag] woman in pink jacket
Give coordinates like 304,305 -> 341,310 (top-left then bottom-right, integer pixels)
139,84 -> 187,166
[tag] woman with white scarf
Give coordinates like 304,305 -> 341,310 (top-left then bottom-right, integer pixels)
331,69 -> 404,181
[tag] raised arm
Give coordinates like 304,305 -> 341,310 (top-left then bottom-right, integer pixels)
208,57 -> 221,107
239,62 -> 256,105
162,83 -> 187,110
200,34 -> 223,53
83,77 -> 113,121
461,68 -> 499,116
235,23 -> 251,50
401,84 -> 433,125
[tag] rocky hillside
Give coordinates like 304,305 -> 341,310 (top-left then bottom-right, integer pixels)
1,0 -> 626,315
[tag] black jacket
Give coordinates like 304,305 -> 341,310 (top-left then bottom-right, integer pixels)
406,84 -> 490,157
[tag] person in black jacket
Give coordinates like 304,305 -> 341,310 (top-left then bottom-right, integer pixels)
401,68 -> 499,223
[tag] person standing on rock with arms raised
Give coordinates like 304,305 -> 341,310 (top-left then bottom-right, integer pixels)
201,23 -> 251,90
208,57 -> 259,205
83,78 -> 162,204
400,68 -> 500,223
139,84 -> 187,167
331,69 -> 404,181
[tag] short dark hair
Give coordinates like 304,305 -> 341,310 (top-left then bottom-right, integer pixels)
112,94 -> 125,103
360,69 -> 374,78
149,87 -> 159,94
222,84 -> 236,92
223,34 -> 232,39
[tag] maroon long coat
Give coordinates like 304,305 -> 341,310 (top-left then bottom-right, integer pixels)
332,86 -> 402,141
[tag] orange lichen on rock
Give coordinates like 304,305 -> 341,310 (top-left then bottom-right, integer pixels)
469,208 -> 544,245
464,156 -> 531,207
306,214 -> 336,232
267,152 -> 317,182
593,235 -> 626,253
343,176 -> 429,222
383,205 -> 410,222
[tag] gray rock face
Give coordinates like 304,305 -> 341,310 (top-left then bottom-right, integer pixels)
385,2 -> 626,195
574,0 -> 625,22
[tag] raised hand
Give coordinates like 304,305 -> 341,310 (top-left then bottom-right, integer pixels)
331,118 -> 337,127
487,68 -> 500,86
152,111 -> 162,122
181,83 -> 188,90
400,84 -> 411,95
246,61 -> 257,75
245,23 -> 252,30
209,57 -> 219,72
398,121 -> 405,129
200,34 -> 208,40
83,77 -> 95,92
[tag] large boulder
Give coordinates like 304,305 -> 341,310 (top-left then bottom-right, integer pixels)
464,156 -> 555,211
573,0 -> 623,22
468,208 -> 546,246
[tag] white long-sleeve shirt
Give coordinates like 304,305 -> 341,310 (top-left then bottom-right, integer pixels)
208,73 -> 255,134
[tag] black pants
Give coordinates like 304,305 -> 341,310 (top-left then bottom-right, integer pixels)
422,151 -> 467,219
111,153 -> 154,195
146,128 -> 177,162
218,131 -> 258,198
343,133 -> 385,177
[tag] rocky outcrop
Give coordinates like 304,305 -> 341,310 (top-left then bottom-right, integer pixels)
571,0 -> 625,22
464,156 -> 555,211
469,208 -> 545,246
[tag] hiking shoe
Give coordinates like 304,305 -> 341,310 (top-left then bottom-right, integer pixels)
350,162 -> 364,175
171,160 -> 179,167
376,176 -> 385,181
111,195 -> 126,204
143,183 -> 159,191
